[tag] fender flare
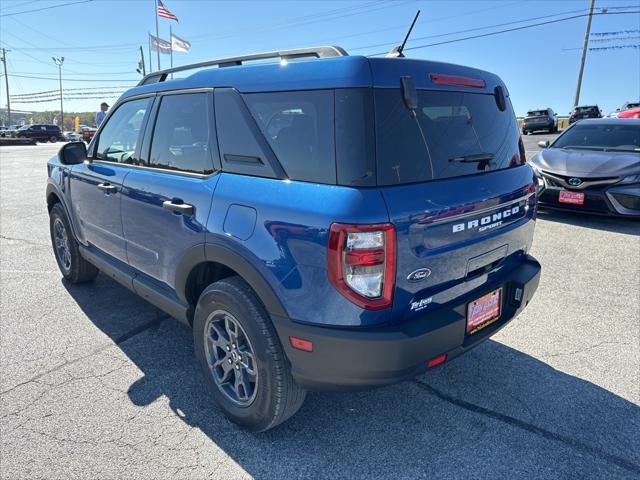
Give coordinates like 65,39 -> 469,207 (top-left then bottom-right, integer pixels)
46,182 -> 81,243
174,243 -> 288,319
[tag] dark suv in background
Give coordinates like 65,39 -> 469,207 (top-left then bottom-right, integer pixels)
16,124 -> 62,143
522,108 -> 557,134
569,105 -> 601,124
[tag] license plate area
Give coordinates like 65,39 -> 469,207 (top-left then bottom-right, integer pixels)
467,288 -> 502,335
559,190 -> 584,205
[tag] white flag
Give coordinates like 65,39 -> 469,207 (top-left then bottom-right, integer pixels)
150,33 -> 171,54
171,33 -> 191,53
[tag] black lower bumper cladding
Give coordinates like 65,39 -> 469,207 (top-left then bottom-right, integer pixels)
272,256 -> 541,391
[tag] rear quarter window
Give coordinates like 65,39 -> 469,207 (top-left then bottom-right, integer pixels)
243,90 -> 336,184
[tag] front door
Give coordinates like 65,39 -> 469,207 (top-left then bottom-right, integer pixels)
69,96 -> 153,260
120,91 -> 218,290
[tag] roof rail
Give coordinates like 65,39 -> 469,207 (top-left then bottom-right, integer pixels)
137,45 -> 348,86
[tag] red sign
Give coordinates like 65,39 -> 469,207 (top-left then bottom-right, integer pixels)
559,190 -> 585,205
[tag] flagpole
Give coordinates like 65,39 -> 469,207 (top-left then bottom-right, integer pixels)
148,31 -> 153,72
154,0 -> 160,70
170,24 -> 174,79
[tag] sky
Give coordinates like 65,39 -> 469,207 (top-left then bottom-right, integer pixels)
0,0 -> 639,117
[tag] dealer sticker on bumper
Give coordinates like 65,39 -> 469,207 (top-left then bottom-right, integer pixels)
467,288 -> 502,334
559,190 -> 585,205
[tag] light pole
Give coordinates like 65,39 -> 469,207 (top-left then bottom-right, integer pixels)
52,56 -> 64,128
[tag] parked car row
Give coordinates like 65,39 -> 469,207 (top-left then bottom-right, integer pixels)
522,101 -> 639,134
0,124 -> 97,143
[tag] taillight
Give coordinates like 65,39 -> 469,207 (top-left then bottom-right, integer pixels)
518,137 -> 527,164
327,223 -> 396,310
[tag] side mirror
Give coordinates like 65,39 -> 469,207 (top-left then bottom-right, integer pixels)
59,141 -> 87,165
537,140 -> 550,149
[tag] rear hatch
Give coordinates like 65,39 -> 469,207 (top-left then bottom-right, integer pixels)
368,64 -> 536,323
525,111 -> 548,123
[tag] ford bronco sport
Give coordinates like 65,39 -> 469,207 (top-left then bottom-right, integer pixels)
47,46 -> 541,431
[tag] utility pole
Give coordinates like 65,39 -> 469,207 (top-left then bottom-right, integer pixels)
573,0 -> 596,108
1,48 -> 10,126
137,45 -> 146,76
52,57 -> 64,129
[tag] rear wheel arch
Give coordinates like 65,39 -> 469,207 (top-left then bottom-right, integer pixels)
47,191 -> 61,212
176,244 -> 288,323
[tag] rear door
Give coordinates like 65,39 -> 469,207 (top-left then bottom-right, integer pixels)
69,96 -> 153,260
373,88 -> 536,321
120,90 -> 219,291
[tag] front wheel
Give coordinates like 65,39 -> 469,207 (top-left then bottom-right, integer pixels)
49,136 -> 58,143
49,203 -> 98,283
193,277 -> 306,432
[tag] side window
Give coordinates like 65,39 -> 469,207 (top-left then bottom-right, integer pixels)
243,90 -> 336,184
149,93 -> 214,175
95,97 -> 151,163
214,88 -> 279,179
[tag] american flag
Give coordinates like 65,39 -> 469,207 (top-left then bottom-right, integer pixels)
157,0 -> 178,21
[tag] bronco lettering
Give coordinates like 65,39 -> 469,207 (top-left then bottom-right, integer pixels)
452,205 -> 520,233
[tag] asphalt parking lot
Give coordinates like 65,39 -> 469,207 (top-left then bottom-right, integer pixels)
1,138 -> 639,479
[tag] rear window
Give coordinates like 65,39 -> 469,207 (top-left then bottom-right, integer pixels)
576,106 -> 598,113
552,123 -> 640,153
375,89 -> 522,185
527,110 -> 547,116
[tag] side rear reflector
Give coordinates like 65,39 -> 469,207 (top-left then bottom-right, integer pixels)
427,354 -> 447,368
290,336 -> 313,352
430,73 -> 486,89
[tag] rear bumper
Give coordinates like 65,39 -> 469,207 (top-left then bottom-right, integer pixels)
272,256 -> 541,391
523,121 -> 553,132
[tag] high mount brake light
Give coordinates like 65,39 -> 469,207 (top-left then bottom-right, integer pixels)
327,223 -> 396,310
430,73 -> 486,89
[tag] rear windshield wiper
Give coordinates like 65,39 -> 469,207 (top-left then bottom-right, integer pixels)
448,153 -> 495,163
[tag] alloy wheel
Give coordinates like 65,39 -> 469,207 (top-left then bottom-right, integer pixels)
204,309 -> 258,406
53,217 -> 71,272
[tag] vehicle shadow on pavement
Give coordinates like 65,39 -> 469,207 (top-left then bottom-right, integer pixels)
63,277 -> 640,479
537,209 -> 640,236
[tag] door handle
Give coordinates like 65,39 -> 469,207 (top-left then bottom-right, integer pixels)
163,200 -> 194,216
97,182 -> 117,194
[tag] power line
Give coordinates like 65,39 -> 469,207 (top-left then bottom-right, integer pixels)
368,10 -> 640,55
5,73 -> 138,82
10,86 -> 132,97
8,70 -> 137,76
349,6 -> 595,52
0,0 -> 42,13
0,0 -> 94,17
10,89 -> 126,100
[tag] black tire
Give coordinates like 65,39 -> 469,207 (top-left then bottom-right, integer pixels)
49,203 -> 98,283
49,135 -> 58,143
193,276 -> 306,432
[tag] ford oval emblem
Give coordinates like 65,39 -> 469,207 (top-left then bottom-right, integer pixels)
407,268 -> 431,282
568,177 -> 582,186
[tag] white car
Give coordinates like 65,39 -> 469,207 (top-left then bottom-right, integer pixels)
63,131 -> 82,142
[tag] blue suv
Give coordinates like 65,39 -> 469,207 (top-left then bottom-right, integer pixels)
47,46 -> 541,431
